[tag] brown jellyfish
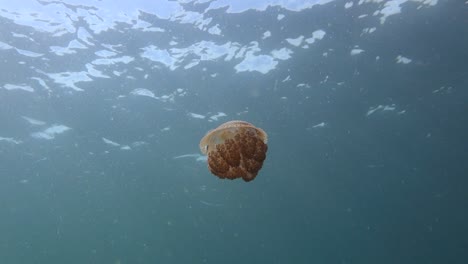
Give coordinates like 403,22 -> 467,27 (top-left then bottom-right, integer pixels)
199,120 -> 268,182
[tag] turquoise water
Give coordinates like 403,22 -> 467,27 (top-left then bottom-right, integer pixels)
0,0 -> 467,263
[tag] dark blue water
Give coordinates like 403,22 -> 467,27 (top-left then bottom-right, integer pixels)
0,0 -> 467,263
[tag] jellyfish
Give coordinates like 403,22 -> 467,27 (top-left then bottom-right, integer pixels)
199,120 -> 268,182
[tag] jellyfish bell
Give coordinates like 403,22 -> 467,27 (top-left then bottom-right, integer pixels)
199,120 -> 268,182
199,120 -> 268,153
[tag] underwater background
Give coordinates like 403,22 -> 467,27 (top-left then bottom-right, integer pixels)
0,0 -> 467,263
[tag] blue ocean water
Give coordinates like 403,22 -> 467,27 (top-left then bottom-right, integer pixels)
0,0 -> 467,263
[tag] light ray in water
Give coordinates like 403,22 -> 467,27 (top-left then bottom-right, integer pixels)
200,200 -> 224,207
